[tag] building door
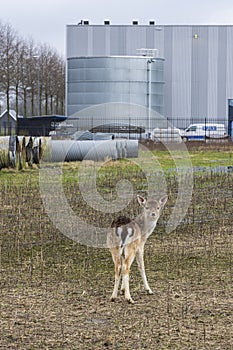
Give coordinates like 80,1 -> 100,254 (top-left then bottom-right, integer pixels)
228,100 -> 233,140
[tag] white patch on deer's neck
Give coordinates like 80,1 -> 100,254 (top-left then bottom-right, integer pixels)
141,215 -> 158,237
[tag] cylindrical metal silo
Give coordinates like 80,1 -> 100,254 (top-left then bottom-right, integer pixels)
67,56 -> 165,132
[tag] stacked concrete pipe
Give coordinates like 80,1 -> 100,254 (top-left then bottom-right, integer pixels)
44,139 -> 138,162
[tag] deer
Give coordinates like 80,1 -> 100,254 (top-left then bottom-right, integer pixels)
107,194 -> 168,304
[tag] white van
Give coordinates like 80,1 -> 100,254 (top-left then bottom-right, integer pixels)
180,123 -> 228,141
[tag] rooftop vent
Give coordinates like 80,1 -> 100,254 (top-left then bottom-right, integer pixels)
132,20 -> 138,25
104,20 -> 110,25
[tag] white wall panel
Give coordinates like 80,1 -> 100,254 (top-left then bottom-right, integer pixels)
126,27 -> 147,56
226,27 -> 233,103
217,26 -> 227,119
207,27 -> 218,119
171,26 -> 192,121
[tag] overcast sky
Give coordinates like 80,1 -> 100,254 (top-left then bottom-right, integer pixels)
1,0 -> 233,55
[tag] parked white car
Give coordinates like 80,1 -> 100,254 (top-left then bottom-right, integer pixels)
180,123 -> 228,141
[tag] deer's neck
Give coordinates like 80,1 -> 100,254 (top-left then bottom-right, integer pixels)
135,214 -> 158,238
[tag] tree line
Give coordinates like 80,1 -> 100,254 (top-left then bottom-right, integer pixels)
0,21 -> 65,125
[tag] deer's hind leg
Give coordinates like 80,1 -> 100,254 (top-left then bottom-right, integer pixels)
110,248 -> 122,301
121,245 -> 137,303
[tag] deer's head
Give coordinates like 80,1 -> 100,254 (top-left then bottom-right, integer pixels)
137,195 -> 168,220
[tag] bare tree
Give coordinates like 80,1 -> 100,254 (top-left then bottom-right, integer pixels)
0,22 -> 18,132
35,43 -> 65,116
0,20 -> 66,134
55,56 -> 65,115
12,37 -> 26,118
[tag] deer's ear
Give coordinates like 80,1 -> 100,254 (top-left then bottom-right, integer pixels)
137,195 -> 146,206
159,195 -> 168,207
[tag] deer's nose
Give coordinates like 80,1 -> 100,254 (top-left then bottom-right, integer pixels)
151,212 -> 156,217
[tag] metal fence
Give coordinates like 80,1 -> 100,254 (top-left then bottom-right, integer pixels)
1,115 -> 232,141
60,116 -> 231,142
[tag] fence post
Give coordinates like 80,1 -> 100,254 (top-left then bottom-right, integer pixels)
204,117 -> 207,142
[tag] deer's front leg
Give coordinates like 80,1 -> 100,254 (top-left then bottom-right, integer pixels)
136,247 -> 153,295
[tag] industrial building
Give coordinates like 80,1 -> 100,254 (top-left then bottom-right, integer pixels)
66,21 -> 233,135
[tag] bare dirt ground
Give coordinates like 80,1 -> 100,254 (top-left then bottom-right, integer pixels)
0,230 -> 232,350
0,167 -> 232,349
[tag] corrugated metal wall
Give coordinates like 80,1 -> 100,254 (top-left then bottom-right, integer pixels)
66,24 -> 233,126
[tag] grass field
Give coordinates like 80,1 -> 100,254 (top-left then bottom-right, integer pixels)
0,144 -> 233,349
